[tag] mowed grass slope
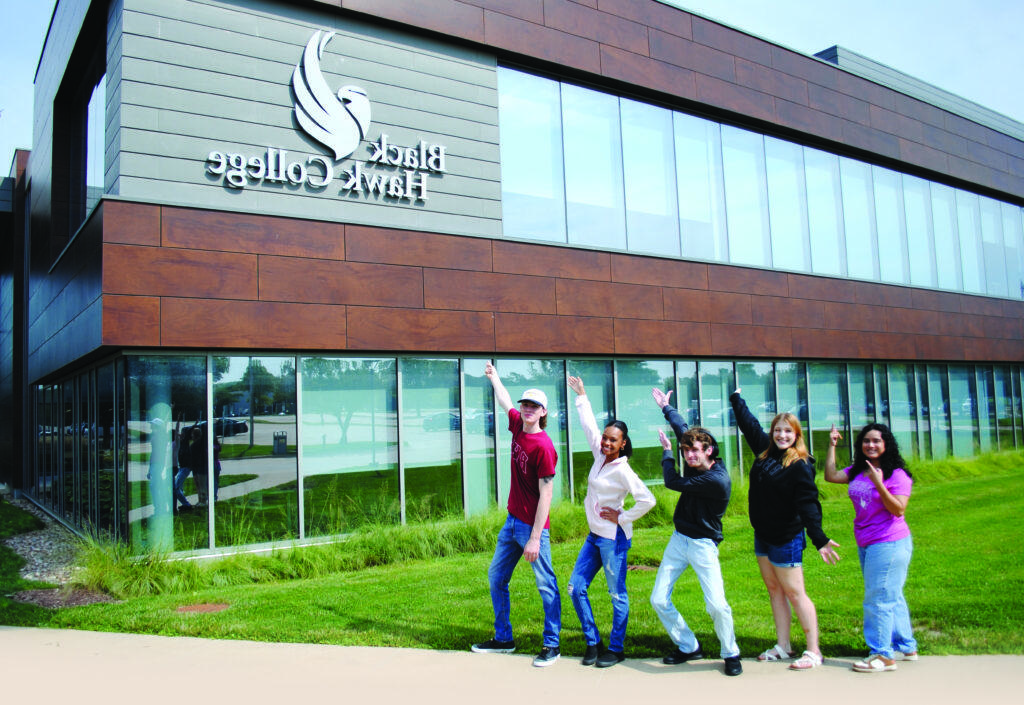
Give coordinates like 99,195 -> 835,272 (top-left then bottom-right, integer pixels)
1,452 -> 1022,658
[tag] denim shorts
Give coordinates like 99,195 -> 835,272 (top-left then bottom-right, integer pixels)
754,533 -> 806,568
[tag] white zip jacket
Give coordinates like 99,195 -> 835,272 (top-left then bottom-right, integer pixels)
575,394 -> 656,540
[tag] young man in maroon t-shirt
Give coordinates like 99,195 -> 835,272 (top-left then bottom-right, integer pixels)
471,363 -> 562,667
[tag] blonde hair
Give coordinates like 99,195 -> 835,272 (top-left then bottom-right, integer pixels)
757,412 -> 810,467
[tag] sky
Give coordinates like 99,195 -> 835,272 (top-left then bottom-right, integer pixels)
1,0 -> 1023,176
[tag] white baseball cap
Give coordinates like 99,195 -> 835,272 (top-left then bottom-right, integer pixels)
517,388 -> 548,409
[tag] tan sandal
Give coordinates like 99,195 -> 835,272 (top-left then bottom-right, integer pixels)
853,654 -> 897,673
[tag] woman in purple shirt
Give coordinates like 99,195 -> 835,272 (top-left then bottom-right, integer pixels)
824,423 -> 918,673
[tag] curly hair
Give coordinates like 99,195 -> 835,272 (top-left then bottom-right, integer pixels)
679,427 -> 718,460
849,423 -> 910,481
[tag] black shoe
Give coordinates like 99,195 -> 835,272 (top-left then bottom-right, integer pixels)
663,643 -> 704,664
533,646 -> 560,667
471,638 -> 515,654
596,650 -> 625,668
581,641 -> 602,666
724,656 -> 743,676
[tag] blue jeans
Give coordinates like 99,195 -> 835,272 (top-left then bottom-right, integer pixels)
651,532 -> 739,658
568,530 -> 630,652
754,532 -> 806,568
487,515 -> 561,647
173,466 -> 192,508
859,535 -> 917,659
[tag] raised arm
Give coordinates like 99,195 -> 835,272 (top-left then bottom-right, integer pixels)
729,389 -> 770,455
653,387 -> 689,440
570,377 -> 603,458
485,362 -> 514,413
823,424 -> 849,484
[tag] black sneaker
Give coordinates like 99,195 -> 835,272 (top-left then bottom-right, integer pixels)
533,646 -> 560,667
724,656 -> 743,676
471,638 -> 515,654
663,643 -> 704,664
596,650 -> 625,668
581,641 -> 602,666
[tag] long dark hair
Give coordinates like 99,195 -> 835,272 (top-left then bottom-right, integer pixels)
850,423 -> 911,481
606,420 -> 633,458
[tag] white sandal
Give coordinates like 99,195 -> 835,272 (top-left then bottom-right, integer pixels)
789,650 -> 823,670
852,654 -> 897,673
757,644 -> 794,662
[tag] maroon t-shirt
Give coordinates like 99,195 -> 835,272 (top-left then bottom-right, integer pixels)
506,409 -> 558,528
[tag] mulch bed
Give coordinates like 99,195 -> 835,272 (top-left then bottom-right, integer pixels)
12,588 -> 121,609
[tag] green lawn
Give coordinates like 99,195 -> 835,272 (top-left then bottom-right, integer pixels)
1,451 -> 1022,658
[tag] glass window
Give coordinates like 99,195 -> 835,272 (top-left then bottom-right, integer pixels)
494,360 -> 569,505
126,356 -> 209,553
765,137 -> 811,271
79,373 -> 93,527
805,147 -> 846,277
994,366 -> 1015,451
873,166 -> 909,285
914,365 -> 932,460
699,361 -> 738,478
848,363 -> 877,455
621,98 -> 679,255
213,356 -> 298,547
400,359 -> 462,522
955,190 -> 986,294
808,363 -> 849,466
721,125 -> 771,267
497,68 -> 566,243
675,113 -> 728,261
1014,367 -> 1024,448
975,366 -> 997,453
886,365 -> 919,460
462,359 -> 497,516
96,363 -> 117,537
926,365 -> 952,459
931,183 -> 962,290
85,74 -> 106,215
948,365 -> 978,456
980,197 -> 1008,297
562,84 -> 626,249
674,360 -> 700,427
777,362 -> 809,430
567,360 -> 614,500
1001,203 -> 1024,299
61,382 -> 74,523
840,157 -> 879,281
903,175 -> 936,287
616,360 -> 674,482
736,362 -> 777,473
299,358 -> 398,535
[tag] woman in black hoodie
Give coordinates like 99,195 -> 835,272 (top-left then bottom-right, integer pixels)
730,389 -> 840,671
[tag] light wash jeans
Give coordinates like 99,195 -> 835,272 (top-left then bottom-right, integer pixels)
650,532 -> 739,658
487,514 -> 561,648
568,530 -> 630,652
858,535 -> 917,659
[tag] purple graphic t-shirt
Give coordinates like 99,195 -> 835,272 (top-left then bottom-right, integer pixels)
846,466 -> 912,548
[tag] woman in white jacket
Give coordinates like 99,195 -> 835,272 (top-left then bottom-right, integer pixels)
567,375 -> 656,668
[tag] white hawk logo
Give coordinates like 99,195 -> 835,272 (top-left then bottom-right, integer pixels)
292,30 -> 371,161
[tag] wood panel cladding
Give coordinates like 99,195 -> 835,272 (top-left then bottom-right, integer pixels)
95,203 -> 1023,361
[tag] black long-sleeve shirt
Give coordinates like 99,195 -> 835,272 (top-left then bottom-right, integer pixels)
729,392 -> 829,550
660,404 -> 731,544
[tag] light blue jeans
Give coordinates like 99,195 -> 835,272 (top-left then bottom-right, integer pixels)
487,515 -> 561,648
568,530 -> 630,652
650,532 -> 739,658
859,535 -> 917,659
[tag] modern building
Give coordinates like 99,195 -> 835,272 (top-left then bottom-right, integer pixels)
2,0 -> 1022,556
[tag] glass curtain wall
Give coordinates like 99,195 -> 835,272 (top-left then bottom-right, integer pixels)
497,67 -> 1024,300
28,356 -> 1024,556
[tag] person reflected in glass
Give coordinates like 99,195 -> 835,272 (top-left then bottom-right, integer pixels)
191,423 -> 210,507
649,387 -> 742,677
471,363 -> 562,668
172,421 -> 194,513
730,388 -> 840,671
564,375 -> 655,669
824,423 -> 918,673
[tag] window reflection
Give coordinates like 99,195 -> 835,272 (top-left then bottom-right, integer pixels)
567,360 -> 614,499
616,360 -> 674,482
736,361 -> 777,473
765,137 -> 810,271
497,68 -> 566,243
96,363 -> 117,537
887,364 -> 919,459
926,364 -> 952,459
563,84 -> 627,249
808,363 -> 849,465
873,166 -> 909,285
931,184 -> 962,291
980,198 -> 1008,297
805,147 -> 845,276
699,361 -> 738,478
840,158 -> 878,281
621,98 -> 679,256
956,191 -> 986,294
903,175 -> 936,287
463,360 -> 497,515
213,356 -> 298,546
300,358 -> 398,535
722,126 -> 771,267
1001,203 -> 1024,299
675,113 -> 728,261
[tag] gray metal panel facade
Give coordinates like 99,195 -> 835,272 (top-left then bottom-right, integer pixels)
116,0 -> 502,237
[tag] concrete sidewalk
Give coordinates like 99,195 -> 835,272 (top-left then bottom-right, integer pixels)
2,627 -> 1020,704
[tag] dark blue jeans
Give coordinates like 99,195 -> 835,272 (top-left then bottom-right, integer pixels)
568,529 -> 630,652
487,515 -> 561,648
